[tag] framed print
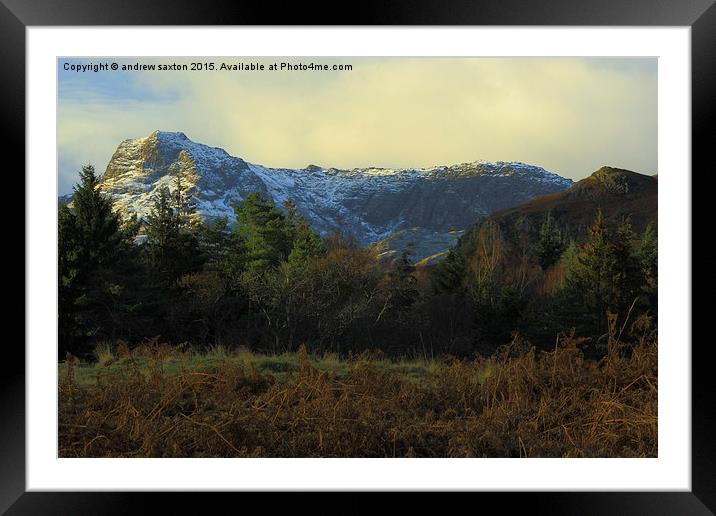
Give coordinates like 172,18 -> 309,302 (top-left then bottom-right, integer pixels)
5,0 -> 714,512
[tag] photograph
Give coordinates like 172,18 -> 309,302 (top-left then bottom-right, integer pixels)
5,5 -> 709,509
56,56 -> 659,459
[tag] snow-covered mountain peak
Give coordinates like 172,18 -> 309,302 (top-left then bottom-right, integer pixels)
95,131 -> 574,262
153,129 -> 188,139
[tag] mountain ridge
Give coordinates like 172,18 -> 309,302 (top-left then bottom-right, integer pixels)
73,130 -> 577,261
460,166 -> 658,252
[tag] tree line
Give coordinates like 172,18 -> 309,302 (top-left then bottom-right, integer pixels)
58,165 -> 657,359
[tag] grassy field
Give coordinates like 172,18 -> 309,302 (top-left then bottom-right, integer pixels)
59,326 -> 657,458
59,346 -> 443,388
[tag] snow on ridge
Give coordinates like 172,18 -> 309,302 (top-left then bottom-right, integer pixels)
97,131 -> 575,260
110,131 -> 573,185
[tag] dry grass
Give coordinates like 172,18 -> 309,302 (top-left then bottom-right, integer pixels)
59,317 -> 657,458
92,342 -> 115,368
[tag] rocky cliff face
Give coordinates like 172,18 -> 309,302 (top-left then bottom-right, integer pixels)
94,130 -> 573,262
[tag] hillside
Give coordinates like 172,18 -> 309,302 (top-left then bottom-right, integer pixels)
468,166 -> 657,247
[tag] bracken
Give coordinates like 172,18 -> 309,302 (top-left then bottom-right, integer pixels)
58,315 -> 657,458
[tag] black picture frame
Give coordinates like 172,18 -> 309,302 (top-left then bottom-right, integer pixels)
4,0 -> 713,513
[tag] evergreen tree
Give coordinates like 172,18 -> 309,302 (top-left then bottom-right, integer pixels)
199,216 -> 232,269
288,217 -> 326,266
432,249 -> 466,293
221,231 -> 249,291
172,170 -> 198,228
233,193 -> 293,273
144,184 -> 202,283
382,249 -> 420,321
560,239 -> 578,264
70,165 -> 126,269
611,218 -> 644,311
562,210 -> 613,332
145,187 -> 180,272
58,205 -> 81,351
636,224 -> 658,313
535,211 -> 565,270
561,211 -> 646,336
57,165 -> 133,355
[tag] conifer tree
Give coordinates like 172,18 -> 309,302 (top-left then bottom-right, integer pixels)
199,216 -> 232,269
432,249 -> 466,293
233,193 -> 293,273
288,217 -> 326,266
563,210 -> 614,330
58,205 -> 81,351
69,165 -> 125,269
535,211 -> 565,270
57,165 -> 133,354
172,170 -> 198,228
144,186 -> 179,272
611,218 -> 643,311
144,182 -> 202,283
636,224 -> 658,312
561,211 -> 646,336
383,248 -> 420,321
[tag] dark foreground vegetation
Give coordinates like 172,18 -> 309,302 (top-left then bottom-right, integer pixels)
58,164 -> 657,457
59,315 -> 656,458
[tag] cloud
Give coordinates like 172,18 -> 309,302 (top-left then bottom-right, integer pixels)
58,57 -> 657,194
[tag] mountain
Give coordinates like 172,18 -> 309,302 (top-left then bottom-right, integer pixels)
58,193 -> 73,207
86,130 -> 575,261
467,166 -> 657,248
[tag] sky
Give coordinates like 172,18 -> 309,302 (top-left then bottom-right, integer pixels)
58,57 -> 657,195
